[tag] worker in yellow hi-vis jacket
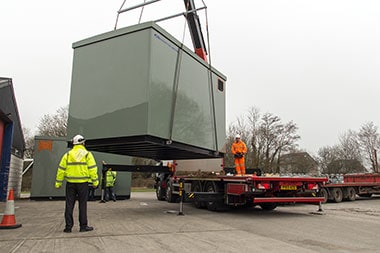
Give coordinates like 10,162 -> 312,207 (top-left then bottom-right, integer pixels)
55,134 -> 99,233
105,168 -> 117,202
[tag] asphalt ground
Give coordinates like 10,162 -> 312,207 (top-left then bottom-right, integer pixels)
0,192 -> 379,253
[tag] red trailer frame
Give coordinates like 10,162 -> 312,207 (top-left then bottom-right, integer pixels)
157,173 -> 327,212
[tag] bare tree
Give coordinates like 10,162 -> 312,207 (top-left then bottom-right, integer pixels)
22,105 -> 69,158
317,130 -> 366,174
338,130 -> 362,161
259,113 -> 281,172
273,121 -> 300,173
317,145 -> 340,174
224,126 -> 236,168
247,107 -> 261,168
37,105 -> 68,137
22,127 -> 35,159
252,113 -> 300,173
357,122 -> 380,172
227,107 -> 300,173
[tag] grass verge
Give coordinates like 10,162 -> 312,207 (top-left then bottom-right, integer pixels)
131,187 -> 155,192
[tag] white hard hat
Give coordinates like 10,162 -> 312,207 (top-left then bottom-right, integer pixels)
72,134 -> 85,145
235,134 -> 241,139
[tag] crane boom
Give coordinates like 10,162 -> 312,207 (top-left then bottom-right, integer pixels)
183,0 -> 208,62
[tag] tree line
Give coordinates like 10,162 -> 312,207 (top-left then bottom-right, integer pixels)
224,107 -> 300,173
225,107 -> 379,174
317,122 -> 379,174
24,105 -> 380,175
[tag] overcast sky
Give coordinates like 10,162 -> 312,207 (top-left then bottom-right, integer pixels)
1,0 -> 379,155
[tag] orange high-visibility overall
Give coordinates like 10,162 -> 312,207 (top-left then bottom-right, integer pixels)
231,140 -> 247,175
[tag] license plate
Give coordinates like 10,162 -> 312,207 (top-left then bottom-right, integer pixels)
280,185 -> 297,190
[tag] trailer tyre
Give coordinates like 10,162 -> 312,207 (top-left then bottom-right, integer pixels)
259,203 -> 277,211
205,181 -> 224,211
332,188 -> 343,203
155,182 -> 165,201
166,181 -> 177,203
319,188 -> 328,204
192,181 -> 206,209
344,187 -> 356,201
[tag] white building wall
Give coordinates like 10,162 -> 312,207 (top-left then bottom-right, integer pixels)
8,154 -> 23,198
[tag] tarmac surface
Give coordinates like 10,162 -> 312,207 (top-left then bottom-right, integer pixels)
0,192 -> 379,253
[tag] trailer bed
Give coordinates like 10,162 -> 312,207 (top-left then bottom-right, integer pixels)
159,174 -> 328,210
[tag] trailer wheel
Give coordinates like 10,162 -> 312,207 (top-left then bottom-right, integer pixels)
331,188 -> 343,203
166,181 -> 177,203
155,182 -> 165,201
204,181 -> 224,211
319,188 -> 328,204
259,203 -> 277,211
192,181 -> 206,209
344,187 -> 356,201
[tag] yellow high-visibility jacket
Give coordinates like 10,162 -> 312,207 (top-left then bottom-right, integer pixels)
106,170 -> 117,187
55,144 -> 99,188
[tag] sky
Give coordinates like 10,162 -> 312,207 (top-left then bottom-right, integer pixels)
1,0 -> 380,155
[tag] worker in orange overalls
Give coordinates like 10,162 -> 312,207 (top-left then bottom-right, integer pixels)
231,134 -> 247,175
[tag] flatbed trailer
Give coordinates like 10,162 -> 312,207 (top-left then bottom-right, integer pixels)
156,172 -> 328,211
320,173 -> 380,203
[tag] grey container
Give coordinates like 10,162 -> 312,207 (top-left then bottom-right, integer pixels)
30,136 -> 132,199
67,21 -> 226,160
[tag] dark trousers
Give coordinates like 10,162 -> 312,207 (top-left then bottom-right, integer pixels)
105,187 -> 116,201
65,182 -> 88,229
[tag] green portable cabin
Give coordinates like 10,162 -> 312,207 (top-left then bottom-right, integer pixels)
67,21 -> 226,161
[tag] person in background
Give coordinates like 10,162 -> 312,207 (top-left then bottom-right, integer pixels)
231,134 -> 247,175
105,167 -> 117,202
55,134 -> 99,233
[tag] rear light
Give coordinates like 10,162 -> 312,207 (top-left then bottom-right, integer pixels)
257,183 -> 271,190
162,181 -> 167,189
307,183 -> 318,190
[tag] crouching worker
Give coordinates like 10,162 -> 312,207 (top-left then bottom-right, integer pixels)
55,134 -> 99,233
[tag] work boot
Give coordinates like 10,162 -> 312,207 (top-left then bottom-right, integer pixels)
63,228 -> 72,233
80,226 -> 94,232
